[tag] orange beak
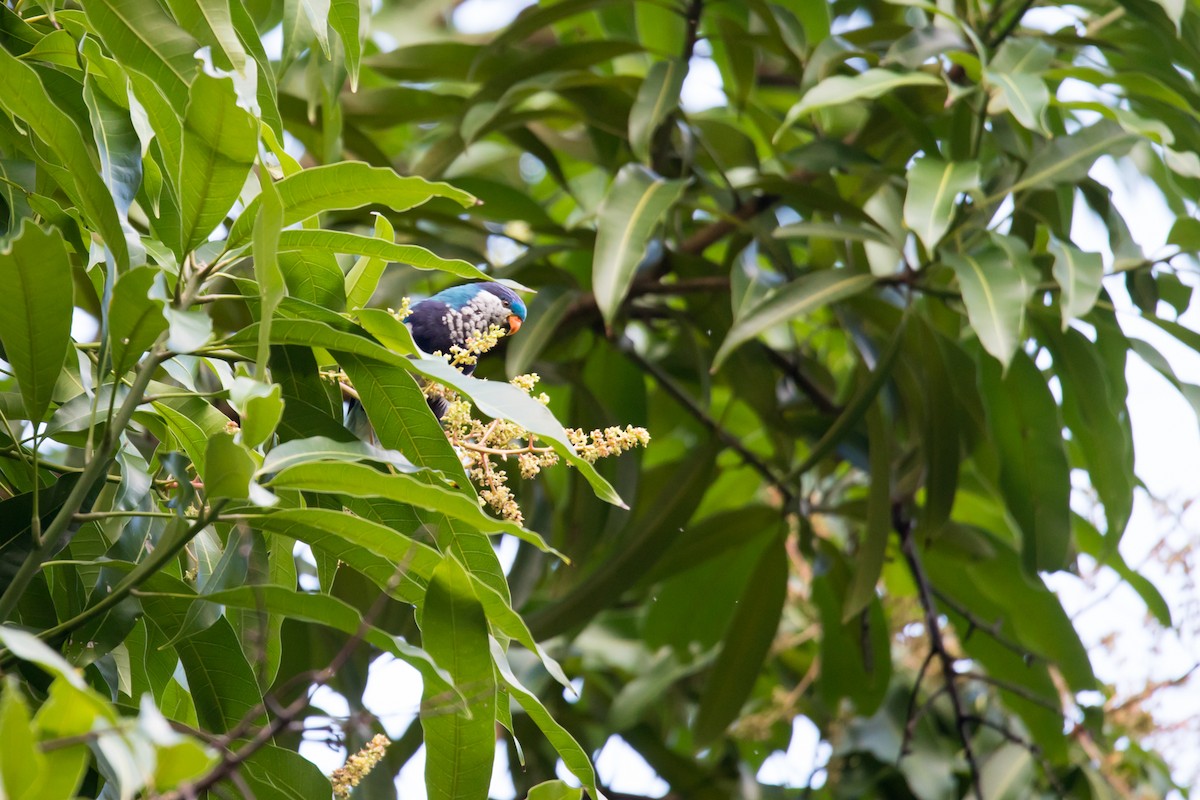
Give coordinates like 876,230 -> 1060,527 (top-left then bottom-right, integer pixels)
507,314 -> 522,334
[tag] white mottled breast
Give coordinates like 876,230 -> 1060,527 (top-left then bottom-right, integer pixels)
441,291 -> 505,346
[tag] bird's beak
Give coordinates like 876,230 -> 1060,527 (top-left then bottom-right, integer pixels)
507,314 -> 522,334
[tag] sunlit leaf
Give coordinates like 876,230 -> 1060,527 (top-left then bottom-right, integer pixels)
903,157 -> 979,252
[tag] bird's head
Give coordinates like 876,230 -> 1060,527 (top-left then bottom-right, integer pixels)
428,281 -> 526,336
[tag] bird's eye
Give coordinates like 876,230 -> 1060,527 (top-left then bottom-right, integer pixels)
503,300 -> 511,307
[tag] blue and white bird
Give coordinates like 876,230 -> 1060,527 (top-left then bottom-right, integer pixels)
406,281 -> 527,374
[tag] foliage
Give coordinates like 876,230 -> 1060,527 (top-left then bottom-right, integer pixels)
0,0 -> 1195,798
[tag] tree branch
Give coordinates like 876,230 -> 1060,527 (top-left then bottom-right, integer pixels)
617,337 -> 795,505
895,505 -> 984,799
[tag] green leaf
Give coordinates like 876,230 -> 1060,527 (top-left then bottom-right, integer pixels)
525,781 -> 584,800
82,70 -> 146,269
277,229 -> 491,281
592,164 -> 687,325
492,640 -> 601,798
0,221 -> 74,423
713,270 -> 876,370
813,546 -> 891,715
629,59 -> 685,163
345,213 -> 394,309
774,220 -> 891,244
254,163 -> 286,375
843,400 -> 892,622
979,350 -> 1072,573
694,534 -> 788,746
228,162 -> 475,245
1167,217 -> 1200,252
268,461 -> 561,554
240,745 -> 333,800
203,586 -> 455,688
1040,324 -> 1135,547
229,377 -> 283,449
251,507 -> 439,602
971,743 -> 1033,800
260,435 -> 417,474
176,73 -> 258,255
85,0 -> 198,112
330,0 -> 362,89
902,157 -> 980,252
778,69 -> 943,138
1006,120 -> 1139,195
337,355 -> 469,486
203,432 -> 257,500
420,557 -> 496,800
505,287 -> 578,376
944,241 -> 1034,368
0,677 -> 41,800
1050,239 -> 1104,328
0,47 -> 128,269
109,267 -> 167,377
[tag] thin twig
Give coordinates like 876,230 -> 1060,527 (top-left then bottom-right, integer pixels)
156,565 -> 411,800
895,506 -> 985,799
617,337 -> 795,504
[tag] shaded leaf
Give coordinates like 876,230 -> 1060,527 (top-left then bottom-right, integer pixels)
714,270 -> 876,370
0,221 -> 74,423
592,164 -> 687,325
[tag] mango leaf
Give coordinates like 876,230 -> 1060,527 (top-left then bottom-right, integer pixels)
276,229 -> 491,281
254,162 -> 286,374
1040,324 -> 1134,547
1050,239 -> 1104,328
491,639 -> 602,799
203,432 -> 257,500
203,586 -> 455,689
176,73 -> 258,255
979,350 -> 1072,574
694,534 -> 788,747
944,241 -> 1034,368
0,222 -> 74,423
778,69 -> 943,138
592,164 -> 687,325
1006,120 -> 1139,195
842,400 -> 892,622
85,0 -> 198,113
713,270 -> 876,370
330,0 -> 362,89
109,267 -> 167,377
0,677 -> 41,800
229,378 -> 283,449
82,72 -> 146,270
629,59 -> 685,163
903,157 -> 979,252
0,47 -> 128,268
250,507 -> 439,602
525,782 -> 584,800
420,558 -> 496,800
260,435 -> 416,474
267,461 -> 562,555
344,213 -> 395,309
227,162 -> 475,245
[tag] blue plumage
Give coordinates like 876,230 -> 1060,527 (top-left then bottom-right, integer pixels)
407,282 -> 526,370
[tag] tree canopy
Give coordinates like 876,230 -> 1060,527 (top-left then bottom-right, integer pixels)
0,0 -> 1194,798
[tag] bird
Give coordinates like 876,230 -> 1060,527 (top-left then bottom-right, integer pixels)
405,281 -> 526,374
348,281 -> 528,432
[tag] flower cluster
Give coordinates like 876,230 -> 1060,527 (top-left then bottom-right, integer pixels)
435,373 -> 649,524
330,734 -> 391,799
565,426 -> 652,462
444,323 -> 507,368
